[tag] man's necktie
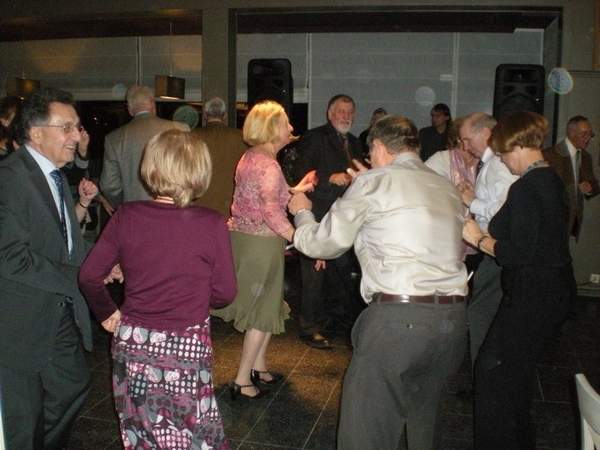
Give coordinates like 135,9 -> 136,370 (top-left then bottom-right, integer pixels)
340,134 -> 358,170
50,169 -> 69,252
575,150 -> 583,206
477,159 -> 484,172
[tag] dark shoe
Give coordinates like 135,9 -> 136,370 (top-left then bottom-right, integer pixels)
300,333 -> 333,350
229,381 -> 270,401
250,369 -> 284,385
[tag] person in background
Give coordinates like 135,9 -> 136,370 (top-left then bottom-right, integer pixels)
458,112 -> 517,367
212,101 -> 315,400
100,85 -> 189,209
542,115 -> 599,239
358,107 -> 387,158
425,117 -> 480,279
0,95 -> 21,159
419,102 -> 452,162
0,87 -> 108,449
289,115 -> 468,450
294,94 -> 364,350
193,96 -> 248,218
462,110 -> 576,449
79,129 -> 235,450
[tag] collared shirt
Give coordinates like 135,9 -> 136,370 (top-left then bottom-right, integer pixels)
294,152 -> 468,303
469,147 -> 517,232
565,137 -> 579,184
26,144 -> 73,253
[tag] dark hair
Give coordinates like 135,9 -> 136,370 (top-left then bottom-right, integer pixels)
0,96 -> 21,141
566,115 -> 589,131
367,115 -> 419,155
432,103 -> 452,127
13,87 -> 75,145
327,94 -> 355,110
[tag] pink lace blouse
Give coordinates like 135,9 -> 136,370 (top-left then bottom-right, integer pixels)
228,150 -> 293,237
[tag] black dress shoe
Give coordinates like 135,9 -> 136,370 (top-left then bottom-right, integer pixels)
300,333 -> 333,350
229,381 -> 270,401
250,369 -> 284,385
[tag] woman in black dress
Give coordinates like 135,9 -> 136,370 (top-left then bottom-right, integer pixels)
462,110 -> 576,449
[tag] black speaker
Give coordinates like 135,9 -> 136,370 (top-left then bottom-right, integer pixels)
247,58 -> 293,115
493,64 -> 545,120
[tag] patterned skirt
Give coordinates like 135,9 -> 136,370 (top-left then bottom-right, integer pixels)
111,316 -> 228,450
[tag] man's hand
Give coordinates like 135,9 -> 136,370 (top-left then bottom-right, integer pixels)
458,180 -> 476,207
580,181 -> 593,195
288,192 -> 312,216
314,259 -> 327,271
329,172 -> 352,186
347,159 -> 369,179
99,195 -> 115,216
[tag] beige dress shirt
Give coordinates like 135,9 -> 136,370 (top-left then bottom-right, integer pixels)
293,152 -> 468,303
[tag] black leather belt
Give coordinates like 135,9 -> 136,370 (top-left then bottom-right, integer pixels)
373,293 -> 465,305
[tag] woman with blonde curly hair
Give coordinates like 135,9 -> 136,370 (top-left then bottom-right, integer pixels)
212,101 -> 315,400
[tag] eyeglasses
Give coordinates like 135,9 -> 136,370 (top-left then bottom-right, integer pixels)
576,131 -> 595,139
36,123 -> 83,134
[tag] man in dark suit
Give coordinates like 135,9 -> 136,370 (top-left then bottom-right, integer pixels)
100,85 -> 189,209
294,94 -> 364,349
0,87 -> 115,449
543,115 -> 599,239
193,96 -> 248,218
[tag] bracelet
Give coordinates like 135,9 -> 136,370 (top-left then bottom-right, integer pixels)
476,235 -> 488,250
295,208 -> 308,215
77,199 -> 89,209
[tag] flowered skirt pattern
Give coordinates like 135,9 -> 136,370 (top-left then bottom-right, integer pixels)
111,316 -> 229,450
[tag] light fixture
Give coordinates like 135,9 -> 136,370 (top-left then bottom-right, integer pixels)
155,22 -> 185,100
6,32 -> 40,98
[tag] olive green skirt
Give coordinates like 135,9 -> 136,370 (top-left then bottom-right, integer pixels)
211,231 -> 290,334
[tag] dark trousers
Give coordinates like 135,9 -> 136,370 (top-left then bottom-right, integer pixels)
0,304 -> 90,450
473,267 -> 573,449
338,300 -> 468,450
298,251 -> 355,336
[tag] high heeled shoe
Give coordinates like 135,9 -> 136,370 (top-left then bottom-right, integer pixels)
250,369 -> 284,385
229,381 -> 270,401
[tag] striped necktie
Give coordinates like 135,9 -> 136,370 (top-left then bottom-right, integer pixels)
49,169 -> 69,252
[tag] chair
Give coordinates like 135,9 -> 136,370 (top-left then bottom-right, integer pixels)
576,373 -> 600,449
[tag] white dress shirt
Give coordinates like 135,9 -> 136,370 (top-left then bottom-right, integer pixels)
469,147 -> 517,232
294,152 -> 468,303
26,144 -> 73,253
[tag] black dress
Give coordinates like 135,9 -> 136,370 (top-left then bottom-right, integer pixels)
473,166 -> 576,449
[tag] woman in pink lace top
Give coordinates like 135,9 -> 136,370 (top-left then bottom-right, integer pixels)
212,101 -> 315,400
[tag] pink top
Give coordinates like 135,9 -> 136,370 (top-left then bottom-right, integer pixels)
228,150 -> 292,237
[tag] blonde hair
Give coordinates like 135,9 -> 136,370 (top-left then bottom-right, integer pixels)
126,85 -> 155,114
141,129 -> 212,207
243,100 -> 296,146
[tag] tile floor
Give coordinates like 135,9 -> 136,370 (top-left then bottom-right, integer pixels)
67,263 -> 600,449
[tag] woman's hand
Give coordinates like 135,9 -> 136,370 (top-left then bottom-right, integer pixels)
290,170 -> 317,194
104,264 -> 124,284
77,178 -> 98,206
462,215 -> 484,248
101,309 -> 121,333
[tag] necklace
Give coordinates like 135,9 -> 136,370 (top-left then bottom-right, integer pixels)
155,196 -> 175,204
522,159 -> 548,176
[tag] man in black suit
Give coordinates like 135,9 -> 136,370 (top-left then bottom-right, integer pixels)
0,87 -> 118,449
294,94 -> 364,349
